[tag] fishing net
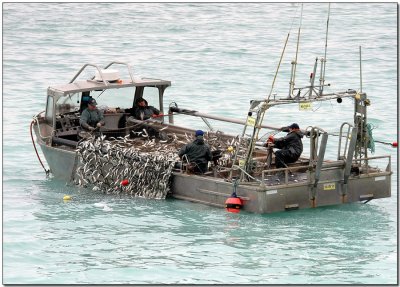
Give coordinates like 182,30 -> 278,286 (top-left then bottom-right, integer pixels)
366,123 -> 375,153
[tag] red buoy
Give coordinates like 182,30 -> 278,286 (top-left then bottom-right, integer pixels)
392,142 -> 398,147
225,197 -> 243,213
121,179 -> 129,186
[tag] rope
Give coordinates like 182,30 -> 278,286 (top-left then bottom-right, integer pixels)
30,120 -> 50,176
98,113 -> 173,133
328,128 -> 396,148
259,129 -> 282,142
231,178 -> 240,197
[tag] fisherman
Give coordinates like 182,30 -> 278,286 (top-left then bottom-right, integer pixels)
178,130 -> 212,174
133,98 -> 161,120
79,98 -> 105,131
266,123 -> 304,170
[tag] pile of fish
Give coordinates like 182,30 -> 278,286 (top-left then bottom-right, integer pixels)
74,133 -> 178,199
73,127 -> 245,199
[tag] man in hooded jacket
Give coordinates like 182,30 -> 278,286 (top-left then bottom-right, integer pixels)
266,123 -> 304,169
178,130 -> 212,174
133,98 -> 160,120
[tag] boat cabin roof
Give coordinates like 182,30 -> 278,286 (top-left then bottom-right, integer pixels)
48,78 -> 171,97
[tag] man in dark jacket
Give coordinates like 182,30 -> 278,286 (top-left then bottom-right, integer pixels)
133,98 -> 160,120
178,130 -> 212,174
266,123 -> 304,169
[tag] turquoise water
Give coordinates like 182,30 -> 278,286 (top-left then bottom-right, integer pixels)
2,3 -> 398,284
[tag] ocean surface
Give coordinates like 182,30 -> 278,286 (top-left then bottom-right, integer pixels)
2,3 -> 398,284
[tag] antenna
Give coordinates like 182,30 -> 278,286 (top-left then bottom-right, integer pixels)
319,3 -> 330,96
289,4 -> 303,98
359,46 -> 363,93
267,4 -> 300,102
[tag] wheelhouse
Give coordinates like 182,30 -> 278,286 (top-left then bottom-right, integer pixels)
44,62 -> 171,131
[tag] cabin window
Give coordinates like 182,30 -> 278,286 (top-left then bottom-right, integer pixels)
90,87 -> 136,110
142,87 -> 160,110
45,96 -> 54,125
55,94 -> 79,115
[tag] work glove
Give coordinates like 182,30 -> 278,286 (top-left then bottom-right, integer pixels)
280,126 -> 290,132
96,122 -> 103,128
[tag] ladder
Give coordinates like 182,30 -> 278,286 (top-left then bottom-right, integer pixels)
229,100 -> 269,180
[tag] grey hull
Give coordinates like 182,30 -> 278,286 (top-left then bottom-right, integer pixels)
37,139 -> 391,214
172,171 -> 391,213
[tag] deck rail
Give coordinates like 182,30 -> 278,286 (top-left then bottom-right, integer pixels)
32,111 -> 52,140
352,155 -> 391,174
260,165 -> 309,185
259,154 -> 391,186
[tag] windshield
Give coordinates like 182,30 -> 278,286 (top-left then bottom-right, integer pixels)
142,87 -> 160,109
45,96 -> 54,124
90,87 -> 136,110
55,94 -> 80,115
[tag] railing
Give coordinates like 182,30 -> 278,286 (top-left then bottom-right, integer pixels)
32,111 -> 52,141
352,155 -> 392,174
69,63 -> 108,86
232,165 -> 262,183
260,165 -> 309,185
337,122 -> 353,160
69,62 -> 136,86
103,61 -> 135,83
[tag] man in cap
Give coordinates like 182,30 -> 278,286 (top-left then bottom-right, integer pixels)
266,123 -> 304,170
80,98 -> 105,131
178,130 -> 212,174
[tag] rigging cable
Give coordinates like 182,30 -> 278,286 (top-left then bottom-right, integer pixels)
326,130 -> 397,148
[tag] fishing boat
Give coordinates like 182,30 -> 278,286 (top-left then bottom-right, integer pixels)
31,9 -> 393,214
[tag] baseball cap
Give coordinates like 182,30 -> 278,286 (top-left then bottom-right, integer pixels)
88,98 -> 97,106
195,130 -> 204,136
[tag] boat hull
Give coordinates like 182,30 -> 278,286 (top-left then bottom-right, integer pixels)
37,138 -> 391,214
172,171 -> 391,213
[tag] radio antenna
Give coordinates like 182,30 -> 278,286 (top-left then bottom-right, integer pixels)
289,4 -> 303,98
359,46 -> 363,93
319,3 -> 330,96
